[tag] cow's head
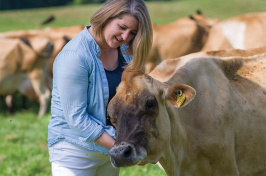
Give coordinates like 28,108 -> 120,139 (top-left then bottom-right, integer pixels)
108,67 -> 196,167
188,12 -> 220,47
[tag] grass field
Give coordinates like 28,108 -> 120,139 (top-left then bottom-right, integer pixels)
0,0 -> 265,175
0,0 -> 265,32
0,113 -> 166,176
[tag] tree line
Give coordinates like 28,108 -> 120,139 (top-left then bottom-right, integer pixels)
0,0 -> 104,11
0,0 -> 170,11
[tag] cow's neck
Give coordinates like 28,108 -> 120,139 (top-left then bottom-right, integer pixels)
159,105 -> 188,176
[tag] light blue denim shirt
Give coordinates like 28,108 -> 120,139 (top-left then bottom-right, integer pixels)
48,26 -> 132,154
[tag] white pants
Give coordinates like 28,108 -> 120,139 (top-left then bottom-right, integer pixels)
48,141 -> 119,176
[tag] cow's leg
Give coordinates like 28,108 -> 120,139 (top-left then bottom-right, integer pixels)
5,95 -> 15,114
27,68 -> 50,118
0,95 -> 4,112
0,95 -> 9,114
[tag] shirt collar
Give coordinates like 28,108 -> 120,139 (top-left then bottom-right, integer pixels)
84,25 -> 101,57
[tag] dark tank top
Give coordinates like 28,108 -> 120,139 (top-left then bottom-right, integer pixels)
105,47 -> 127,126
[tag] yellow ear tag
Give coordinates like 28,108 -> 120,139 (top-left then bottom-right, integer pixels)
176,91 -> 186,107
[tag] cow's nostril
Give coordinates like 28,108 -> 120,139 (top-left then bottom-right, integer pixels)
124,146 -> 132,158
110,143 -> 147,167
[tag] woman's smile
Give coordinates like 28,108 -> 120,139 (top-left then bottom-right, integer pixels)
102,14 -> 139,49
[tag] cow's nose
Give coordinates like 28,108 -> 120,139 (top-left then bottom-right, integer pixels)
109,143 -> 137,167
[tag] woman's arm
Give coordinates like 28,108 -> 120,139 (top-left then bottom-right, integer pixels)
54,50 -> 108,143
95,132 -> 115,150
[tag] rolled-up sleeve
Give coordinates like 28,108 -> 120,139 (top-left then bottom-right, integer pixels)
53,50 -> 104,142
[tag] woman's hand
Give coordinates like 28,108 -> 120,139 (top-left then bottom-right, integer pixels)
94,132 -> 115,150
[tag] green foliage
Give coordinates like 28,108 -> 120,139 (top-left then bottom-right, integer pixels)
0,0 -> 73,10
71,0 -> 105,5
0,0 -> 172,10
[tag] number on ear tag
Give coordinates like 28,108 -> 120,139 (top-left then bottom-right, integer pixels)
176,91 -> 186,107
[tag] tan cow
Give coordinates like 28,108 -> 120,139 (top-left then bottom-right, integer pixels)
202,12 -> 266,51
0,37 -> 53,117
108,48 -> 266,175
146,11 -> 219,73
42,25 -> 84,82
152,46 -> 266,82
0,25 -> 84,84
0,26 -> 83,114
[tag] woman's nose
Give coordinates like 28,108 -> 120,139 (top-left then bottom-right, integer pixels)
121,31 -> 131,41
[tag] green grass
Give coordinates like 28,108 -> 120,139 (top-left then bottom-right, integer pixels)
0,0 -> 265,32
147,0 -> 266,24
0,0 -> 265,175
0,112 -> 166,176
0,113 -> 51,176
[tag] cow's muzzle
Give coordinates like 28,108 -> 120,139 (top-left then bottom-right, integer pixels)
109,142 -> 147,167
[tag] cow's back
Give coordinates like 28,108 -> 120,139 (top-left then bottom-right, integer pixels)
0,38 -> 36,75
0,38 -> 34,94
202,12 -> 266,51
146,14 -> 219,73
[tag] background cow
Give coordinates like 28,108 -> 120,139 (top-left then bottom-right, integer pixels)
108,48 -> 266,176
0,37 -> 53,117
0,25 -> 84,86
146,10 -> 219,73
0,25 -> 83,116
202,12 -> 266,51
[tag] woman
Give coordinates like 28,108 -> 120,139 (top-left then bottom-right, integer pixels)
47,0 -> 152,175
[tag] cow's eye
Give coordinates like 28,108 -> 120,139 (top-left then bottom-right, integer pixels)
177,90 -> 183,97
145,98 -> 157,111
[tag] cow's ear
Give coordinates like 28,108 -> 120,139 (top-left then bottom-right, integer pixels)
164,83 -> 196,108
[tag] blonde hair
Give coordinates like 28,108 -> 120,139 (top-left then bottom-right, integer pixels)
90,0 -> 153,69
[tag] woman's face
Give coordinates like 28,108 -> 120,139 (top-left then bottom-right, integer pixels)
102,14 -> 139,49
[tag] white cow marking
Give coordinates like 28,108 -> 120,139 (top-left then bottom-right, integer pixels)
222,21 -> 246,49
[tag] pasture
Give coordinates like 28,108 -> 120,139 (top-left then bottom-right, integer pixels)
0,0 -> 265,175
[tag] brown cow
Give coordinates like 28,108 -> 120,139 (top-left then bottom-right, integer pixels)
146,11 -> 219,73
151,46 -> 266,82
202,12 -> 266,51
108,48 -> 266,175
0,26 -> 83,115
0,37 -> 53,117
0,25 -> 84,85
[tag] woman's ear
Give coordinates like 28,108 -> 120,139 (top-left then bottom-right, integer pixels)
164,83 -> 196,108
